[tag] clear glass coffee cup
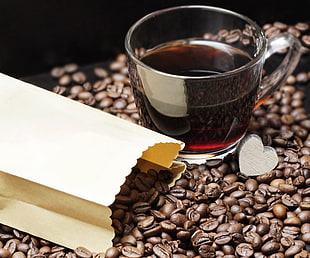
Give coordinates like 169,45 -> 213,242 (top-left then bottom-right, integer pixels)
125,5 -> 302,163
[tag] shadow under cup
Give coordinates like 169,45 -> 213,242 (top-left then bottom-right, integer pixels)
125,6 -> 296,162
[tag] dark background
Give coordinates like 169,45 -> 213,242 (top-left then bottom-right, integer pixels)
0,0 -> 309,78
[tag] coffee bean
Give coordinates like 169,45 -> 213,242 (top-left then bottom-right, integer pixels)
52,85 -> 66,95
225,30 -> 241,44
99,97 -> 113,108
137,215 -> 154,231
209,205 -> 227,216
12,252 -> 26,258
152,243 -> 172,258
278,183 -> 297,194
121,246 -> 143,258
191,230 -> 212,247
113,98 -> 127,109
261,241 -> 280,255
93,68 -> 108,78
283,216 -> 301,226
272,204 -> 287,218
169,213 -> 186,227
142,224 -> 162,237
58,74 -> 72,86
77,91 -> 93,100
198,244 -> 215,258
72,72 -> 87,84
265,26 -> 280,37
302,35 -> 310,46
155,181 -> 169,194
92,80 -> 108,92
302,232 -> 310,243
4,239 -> 17,254
297,210 -> 310,223
214,232 -> 232,245
235,243 -> 254,257
199,218 -> 219,232
121,235 -> 137,246
50,67 -> 65,78
273,21 -> 288,31
282,226 -> 300,239
159,220 -> 176,232
74,247 -> 92,258
295,22 -> 309,31
185,208 -> 200,222
245,231 -> 262,249
285,244 -> 303,257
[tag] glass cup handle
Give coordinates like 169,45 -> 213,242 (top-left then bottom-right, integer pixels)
257,33 -> 302,104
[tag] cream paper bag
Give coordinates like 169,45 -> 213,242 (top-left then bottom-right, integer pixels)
0,73 -> 185,253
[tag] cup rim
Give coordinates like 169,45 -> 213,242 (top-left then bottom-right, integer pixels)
125,5 -> 267,80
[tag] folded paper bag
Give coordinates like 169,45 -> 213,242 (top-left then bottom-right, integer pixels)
0,73 -> 185,253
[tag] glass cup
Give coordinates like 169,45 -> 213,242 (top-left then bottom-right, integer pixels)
125,5 -> 302,163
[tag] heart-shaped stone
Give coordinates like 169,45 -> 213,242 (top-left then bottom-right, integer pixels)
238,134 -> 278,176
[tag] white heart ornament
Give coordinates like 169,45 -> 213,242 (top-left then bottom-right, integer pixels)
238,134 -> 279,176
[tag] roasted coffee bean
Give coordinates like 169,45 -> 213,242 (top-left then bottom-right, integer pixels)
198,244 -> 215,258
120,235 -> 137,246
132,202 -> 151,214
52,85 -> 66,95
282,226 -> 300,239
184,208 -> 199,223
272,203 -> 287,218
155,181 -> 169,194
256,223 -> 270,236
169,186 -> 186,199
93,68 -> 108,78
285,244 -> 303,257
191,230 -> 212,247
152,243 -> 172,258
159,220 -> 176,232
169,213 -> 186,227
50,67 -> 65,78
12,252 -> 26,258
297,210 -> 310,223
72,72 -> 87,84
283,216 -> 301,226
4,239 -> 17,254
64,63 -> 79,73
142,225 -> 162,238
199,218 -> 219,232
137,216 -> 154,231
302,35 -> 310,46
278,183 -> 297,194
58,74 -> 72,86
261,241 -> 280,255
235,243 -> 254,257
121,246 -> 143,258
214,232 -> 232,245
17,243 -> 29,253
209,205 -> 227,216
113,98 -> 127,109
301,223 -> 310,234
74,247 -> 92,258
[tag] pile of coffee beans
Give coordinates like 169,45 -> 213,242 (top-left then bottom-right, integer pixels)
104,70 -> 310,257
107,159 -> 310,257
262,21 -> 310,55
0,225 -> 103,258
50,54 -> 140,124
0,20 -> 309,258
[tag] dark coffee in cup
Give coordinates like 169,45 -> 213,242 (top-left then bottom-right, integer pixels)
135,39 -> 257,153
